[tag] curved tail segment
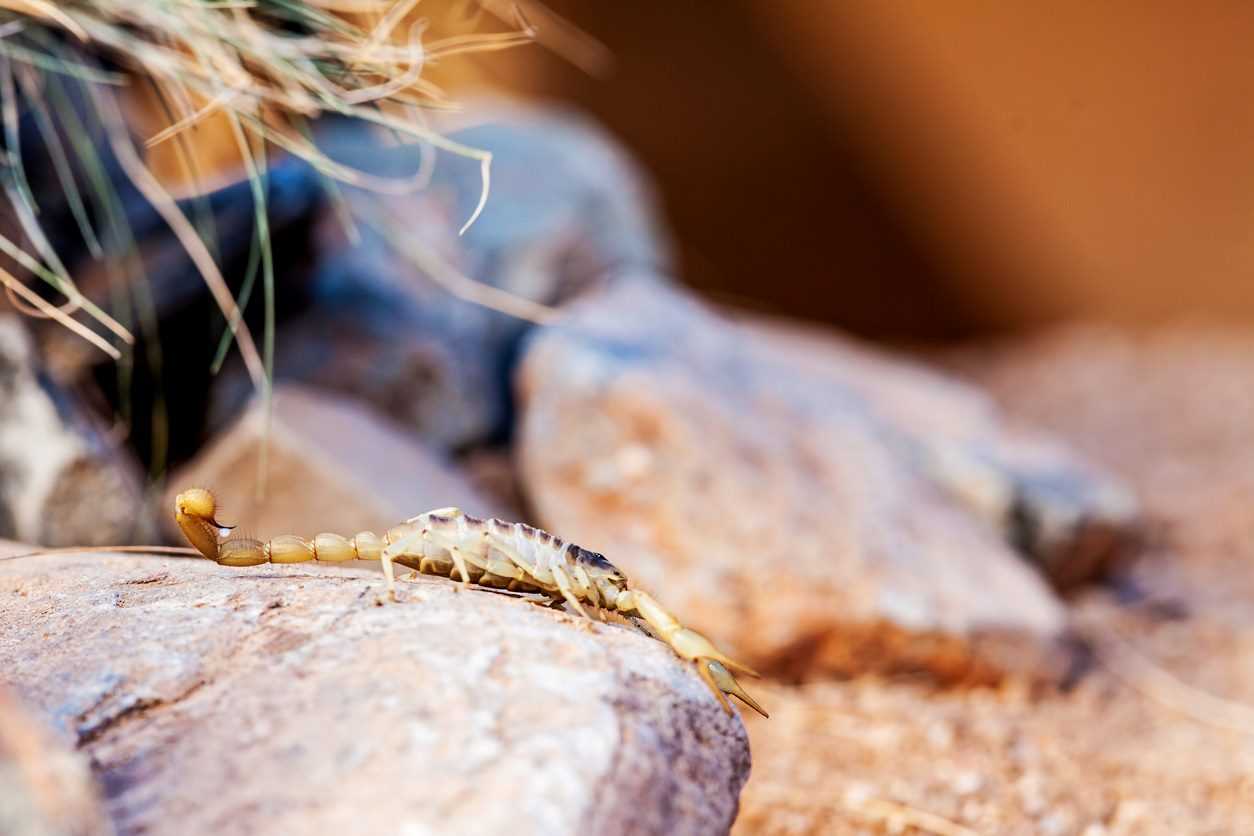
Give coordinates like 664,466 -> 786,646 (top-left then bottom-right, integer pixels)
174,489 -> 385,567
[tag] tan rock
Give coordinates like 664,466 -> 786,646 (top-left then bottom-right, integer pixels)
166,384 -> 510,544
516,282 -> 1136,682
0,684 -> 111,836
747,315 -> 1139,590
0,552 -> 750,836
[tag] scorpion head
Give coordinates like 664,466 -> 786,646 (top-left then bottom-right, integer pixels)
174,488 -> 231,562
570,545 -> 629,604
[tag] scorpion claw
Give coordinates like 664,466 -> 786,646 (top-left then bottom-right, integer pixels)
669,628 -> 759,678
668,627 -> 766,716
699,659 -> 769,718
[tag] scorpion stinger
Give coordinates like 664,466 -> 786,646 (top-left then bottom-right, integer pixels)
173,488 -> 768,718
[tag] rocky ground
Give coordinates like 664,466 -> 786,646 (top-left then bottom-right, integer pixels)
735,326 -> 1254,835
10,322 -> 1253,836
0,554 -> 749,836
2,102 -> 1251,835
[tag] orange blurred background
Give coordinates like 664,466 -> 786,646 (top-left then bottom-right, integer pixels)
465,1 -> 1254,340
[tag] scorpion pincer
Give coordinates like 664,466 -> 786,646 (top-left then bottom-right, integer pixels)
174,488 -> 766,717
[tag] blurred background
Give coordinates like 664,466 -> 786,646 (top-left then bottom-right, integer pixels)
479,1 -> 1254,338
5,4 -> 1254,835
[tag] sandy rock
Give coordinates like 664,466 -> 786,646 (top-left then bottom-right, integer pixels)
0,315 -> 147,547
168,385 -> 508,543
0,685 -> 111,836
0,551 -> 750,836
516,281 -> 1136,682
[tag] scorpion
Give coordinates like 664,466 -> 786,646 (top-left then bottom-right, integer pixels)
174,488 -> 767,718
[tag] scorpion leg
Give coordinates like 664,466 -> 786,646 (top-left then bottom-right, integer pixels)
421,528 -> 481,587
446,545 -> 473,586
617,589 -> 767,718
571,565 -> 604,620
485,531 -> 549,590
377,533 -> 410,601
551,565 -> 591,619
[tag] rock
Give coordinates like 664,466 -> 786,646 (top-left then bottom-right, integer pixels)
516,281 -> 1137,682
33,100 -> 667,466
945,325 -> 1254,522
945,325 -> 1254,593
0,315 -> 148,547
0,551 -> 750,836
168,384 -> 509,543
747,317 -> 1139,590
0,685 -> 111,836
211,102 -> 671,449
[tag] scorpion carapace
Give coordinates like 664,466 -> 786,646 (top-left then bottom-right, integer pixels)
174,488 -> 767,718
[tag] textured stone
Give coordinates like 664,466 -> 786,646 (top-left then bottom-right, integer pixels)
31,101 -> 666,464
0,315 -> 147,547
735,325 -> 1254,836
748,317 -> 1139,590
168,384 -> 508,544
516,281 -> 1137,682
0,685 -> 111,836
0,550 -> 750,836
211,102 -> 671,449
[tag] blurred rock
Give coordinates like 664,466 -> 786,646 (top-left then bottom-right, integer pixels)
734,324 -> 1254,836
0,315 -> 147,547
946,325 -> 1254,573
168,384 -> 507,543
748,318 -> 1139,590
0,552 -> 750,836
517,281 -> 1137,682
30,99 -> 666,469
0,685 -> 111,836
945,326 -> 1254,516
212,103 -> 671,449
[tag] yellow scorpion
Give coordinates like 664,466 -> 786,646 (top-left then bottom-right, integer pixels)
175,488 -> 766,717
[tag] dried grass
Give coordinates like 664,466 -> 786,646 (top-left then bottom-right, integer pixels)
0,0 -> 541,380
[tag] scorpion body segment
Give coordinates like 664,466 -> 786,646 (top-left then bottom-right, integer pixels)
173,489 -> 766,717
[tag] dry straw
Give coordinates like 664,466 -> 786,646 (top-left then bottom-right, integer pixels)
0,0 -> 554,386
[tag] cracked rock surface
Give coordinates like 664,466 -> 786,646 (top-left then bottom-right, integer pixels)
0,552 -> 749,836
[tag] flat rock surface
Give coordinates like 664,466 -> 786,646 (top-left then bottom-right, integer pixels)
0,551 -> 749,836
518,282 -> 1136,683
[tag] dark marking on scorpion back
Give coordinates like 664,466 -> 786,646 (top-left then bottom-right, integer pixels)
570,544 -> 618,574
506,520 -> 565,548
